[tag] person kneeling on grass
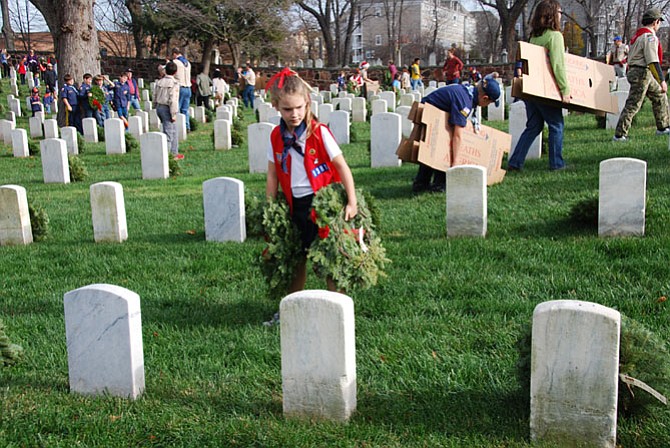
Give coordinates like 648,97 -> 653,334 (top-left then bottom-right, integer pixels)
264,68 -> 358,325
153,61 -> 183,160
412,72 -> 501,193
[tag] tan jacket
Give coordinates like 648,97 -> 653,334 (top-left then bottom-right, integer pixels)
172,56 -> 191,88
153,75 -> 180,118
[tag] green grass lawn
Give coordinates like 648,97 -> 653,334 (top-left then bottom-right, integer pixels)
1,87 -> 670,447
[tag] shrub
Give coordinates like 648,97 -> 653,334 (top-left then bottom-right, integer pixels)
97,125 -> 105,142
125,132 -> 139,153
68,155 -> 88,182
168,157 -> 182,177
0,319 -> 23,366
205,108 -> 215,123
245,192 -> 266,237
76,132 -> 85,154
28,203 -> 49,241
189,116 -> 199,132
568,194 -> 599,228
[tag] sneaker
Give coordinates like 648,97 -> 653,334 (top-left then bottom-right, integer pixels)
173,154 -> 184,160
612,135 -> 627,142
507,165 -> 521,172
656,128 -> 670,135
429,183 -> 446,193
263,312 -> 280,327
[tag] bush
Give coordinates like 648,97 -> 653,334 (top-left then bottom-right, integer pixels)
125,133 -> 139,153
245,192 -> 266,237
76,132 -> 85,154
168,157 -> 182,177
205,108 -> 215,123
97,125 -> 105,142
0,319 -> 23,366
232,118 -> 244,146
68,155 -> 88,182
27,138 -> 39,156
28,203 -> 49,241
568,195 -> 599,228
189,116 -> 199,132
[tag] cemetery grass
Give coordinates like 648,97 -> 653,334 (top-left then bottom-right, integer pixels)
1,96 -> 670,447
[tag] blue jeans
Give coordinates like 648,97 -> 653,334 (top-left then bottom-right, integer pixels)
128,96 -> 141,111
410,79 -> 423,90
179,86 -> 192,130
243,85 -> 255,108
508,100 -> 565,170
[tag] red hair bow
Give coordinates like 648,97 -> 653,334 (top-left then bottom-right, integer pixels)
265,67 -> 297,91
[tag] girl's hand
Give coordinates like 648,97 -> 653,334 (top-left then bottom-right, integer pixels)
344,203 -> 358,221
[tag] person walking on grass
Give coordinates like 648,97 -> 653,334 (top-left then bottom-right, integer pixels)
507,0 -> 571,172
264,68 -> 358,324
171,47 -> 192,131
153,61 -> 183,160
613,8 -> 670,142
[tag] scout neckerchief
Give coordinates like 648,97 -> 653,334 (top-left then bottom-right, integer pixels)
279,120 -> 307,174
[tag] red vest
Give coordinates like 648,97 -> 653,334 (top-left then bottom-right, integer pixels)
270,120 -> 341,210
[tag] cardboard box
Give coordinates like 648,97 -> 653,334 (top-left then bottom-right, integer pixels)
512,41 -> 617,114
396,103 -> 511,185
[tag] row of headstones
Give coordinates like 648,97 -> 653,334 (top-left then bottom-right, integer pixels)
245,111 -> 405,173
60,282 -> 622,445
2,151 -> 646,250
443,158 -> 646,237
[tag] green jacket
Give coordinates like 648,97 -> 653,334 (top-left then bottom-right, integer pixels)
531,30 -> 570,96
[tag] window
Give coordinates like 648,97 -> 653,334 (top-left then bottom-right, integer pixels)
375,6 -> 381,16
375,35 -> 382,46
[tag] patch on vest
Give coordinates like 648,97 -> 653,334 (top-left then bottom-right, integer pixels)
311,163 -> 330,177
275,153 -> 282,163
460,107 -> 471,117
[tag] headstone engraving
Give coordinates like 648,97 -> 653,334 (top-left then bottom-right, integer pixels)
598,158 -> 646,237
90,181 -> 128,242
446,165 -> 487,237
370,112 -> 401,168
40,139 -> 70,184
248,122 -> 275,173
140,132 -> 169,180
203,177 -> 246,242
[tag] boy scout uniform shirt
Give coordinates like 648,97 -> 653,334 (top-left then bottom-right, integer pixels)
628,29 -> 660,67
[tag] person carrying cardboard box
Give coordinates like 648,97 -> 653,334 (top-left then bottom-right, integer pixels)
412,73 -> 501,193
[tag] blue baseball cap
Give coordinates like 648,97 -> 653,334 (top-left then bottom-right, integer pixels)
482,74 -> 501,107
613,36 -> 622,41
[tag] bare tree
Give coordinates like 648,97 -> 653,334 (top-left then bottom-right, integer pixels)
28,0 -> 100,82
297,0 -> 363,66
478,0 -> 531,60
0,0 -> 15,50
380,0 -> 405,64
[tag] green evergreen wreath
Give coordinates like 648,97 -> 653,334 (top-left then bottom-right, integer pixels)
89,85 -> 106,111
0,319 -> 23,366
258,184 -> 390,298
308,183 -> 390,292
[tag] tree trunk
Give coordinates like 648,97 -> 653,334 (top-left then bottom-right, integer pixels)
29,0 -> 100,83
1,0 -> 15,51
200,38 -> 214,74
125,0 -> 147,59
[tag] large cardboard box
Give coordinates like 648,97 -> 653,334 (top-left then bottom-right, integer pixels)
512,41 -> 617,114
396,103 -> 511,185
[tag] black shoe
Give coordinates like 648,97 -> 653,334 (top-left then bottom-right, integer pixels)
412,182 -> 431,193
550,164 -> 571,171
507,165 -> 521,172
430,183 -> 446,193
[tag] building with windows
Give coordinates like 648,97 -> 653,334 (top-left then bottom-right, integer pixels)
352,0 -> 477,65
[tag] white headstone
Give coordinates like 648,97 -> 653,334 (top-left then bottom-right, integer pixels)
203,177 -> 246,243
35,111 -> 44,123
128,116 -> 143,140
509,101 -> 541,160
396,105 -> 412,138
446,165 -> 487,237
214,119 -> 232,150
378,91 -> 396,112
281,290 -> 356,422
60,126 -> 79,155
43,119 -> 59,139
143,100 -> 152,111
370,112 -> 401,168
598,157 -> 646,237
140,132 -> 169,180
606,91 -> 628,130
137,78 -> 144,89
319,103 -> 333,126
329,110 -> 350,145
488,88 -> 505,121
9,98 -> 21,117
400,94 -> 415,107
136,110 -> 149,133
248,122 -> 275,173
105,119 -> 126,154
332,97 -> 352,112
148,109 -> 160,131
82,117 -> 98,143
531,300 -> 620,447
352,97 -> 366,122
64,283 -> 144,399
40,139 -> 70,184
320,91 -> 332,104
141,89 -> 150,102
177,113 -> 187,142
371,99 -> 388,116
311,101 -> 319,120
195,106 -> 206,123
6,110 -> 15,125
0,185 -> 33,245
315,58 -> 324,68
2,119 -> 15,145
90,182 -> 128,242
11,128 -> 29,158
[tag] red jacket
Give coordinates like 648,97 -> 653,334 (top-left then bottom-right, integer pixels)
270,120 -> 341,211
443,56 -> 464,81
